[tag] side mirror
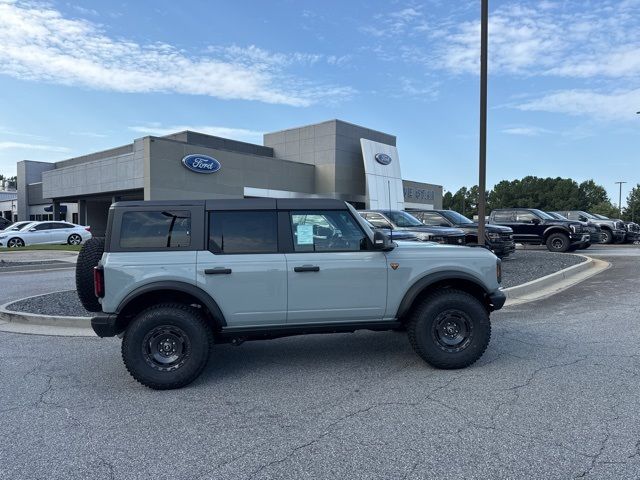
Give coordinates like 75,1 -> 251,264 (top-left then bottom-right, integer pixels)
372,230 -> 394,251
29,228 -> 36,231
531,218 -> 541,225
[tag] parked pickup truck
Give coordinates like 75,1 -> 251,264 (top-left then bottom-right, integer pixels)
489,208 -> 590,252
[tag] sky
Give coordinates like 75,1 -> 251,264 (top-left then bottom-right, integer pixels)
0,0 -> 638,206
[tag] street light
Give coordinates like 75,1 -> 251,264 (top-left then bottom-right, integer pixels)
615,181 -> 627,217
477,0 -> 489,245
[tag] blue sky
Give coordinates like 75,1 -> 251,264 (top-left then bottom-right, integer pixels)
0,0 -> 638,205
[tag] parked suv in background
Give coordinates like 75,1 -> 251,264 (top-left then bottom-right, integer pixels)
358,210 -> 466,245
489,208 -> 590,252
77,198 -> 505,389
624,222 -> 640,244
555,211 -> 626,244
547,212 -> 602,247
409,209 -> 515,258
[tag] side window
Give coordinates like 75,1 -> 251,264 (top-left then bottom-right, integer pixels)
365,213 -> 392,228
516,211 -> 537,223
290,210 -> 367,252
34,223 -> 52,230
120,210 -> 191,248
209,211 -> 277,254
492,211 -> 514,222
419,212 -> 445,226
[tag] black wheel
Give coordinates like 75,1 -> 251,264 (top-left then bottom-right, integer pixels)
578,242 -> 591,250
75,237 -> 105,312
121,304 -> 212,390
67,233 -> 82,245
546,232 -> 570,252
407,289 -> 491,369
601,229 -> 613,244
7,237 -> 24,248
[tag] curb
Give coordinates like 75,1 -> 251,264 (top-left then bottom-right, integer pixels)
502,254 -> 610,306
0,291 -> 94,337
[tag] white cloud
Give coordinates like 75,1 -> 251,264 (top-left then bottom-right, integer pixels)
128,124 -> 264,144
501,126 -> 553,137
0,1 -> 353,106
0,141 -> 70,152
69,131 -> 108,138
516,89 -> 640,121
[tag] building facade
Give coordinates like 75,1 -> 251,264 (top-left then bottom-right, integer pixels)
16,120 -> 442,235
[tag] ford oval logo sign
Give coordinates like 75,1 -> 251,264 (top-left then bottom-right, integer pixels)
375,153 -> 392,165
182,154 -> 221,174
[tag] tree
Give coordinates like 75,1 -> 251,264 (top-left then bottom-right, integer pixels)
579,180 -> 610,211
623,184 -> 640,222
590,201 -> 621,219
443,191 -> 453,210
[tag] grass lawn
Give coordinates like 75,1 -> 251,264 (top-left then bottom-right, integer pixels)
0,244 -> 82,252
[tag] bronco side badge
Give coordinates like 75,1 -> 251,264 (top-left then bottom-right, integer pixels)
390,262 -> 399,270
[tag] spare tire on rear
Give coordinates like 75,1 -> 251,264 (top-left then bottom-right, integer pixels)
76,237 -> 105,312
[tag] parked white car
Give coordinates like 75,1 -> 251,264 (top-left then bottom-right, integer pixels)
3,221 -> 32,232
0,221 -> 92,247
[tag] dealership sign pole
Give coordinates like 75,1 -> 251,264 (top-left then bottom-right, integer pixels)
477,0 -> 489,245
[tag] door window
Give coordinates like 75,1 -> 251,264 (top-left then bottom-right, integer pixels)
33,222 -> 53,231
418,211 -> 447,226
290,211 -> 367,252
516,211 -> 538,223
492,211 -> 515,222
208,211 -> 277,254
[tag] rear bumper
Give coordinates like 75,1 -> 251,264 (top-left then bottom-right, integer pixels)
91,312 -> 119,337
489,290 -> 506,311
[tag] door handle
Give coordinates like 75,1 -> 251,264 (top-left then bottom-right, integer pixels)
294,265 -> 320,272
204,268 -> 232,275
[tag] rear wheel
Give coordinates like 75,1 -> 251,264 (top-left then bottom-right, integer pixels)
407,289 -> 491,369
546,232 -> 570,252
67,233 -> 82,245
121,304 -> 212,390
7,237 -> 24,248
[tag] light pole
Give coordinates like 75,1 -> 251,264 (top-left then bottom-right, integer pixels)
615,181 -> 627,217
477,0 -> 489,244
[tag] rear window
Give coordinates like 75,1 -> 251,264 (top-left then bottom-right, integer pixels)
209,211 -> 277,254
120,210 -> 191,248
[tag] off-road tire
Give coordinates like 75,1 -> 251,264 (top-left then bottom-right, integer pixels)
407,289 -> 491,369
121,304 -> 213,390
546,232 -> 570,253
601,229 -> 613,244
75,237 -> 105,312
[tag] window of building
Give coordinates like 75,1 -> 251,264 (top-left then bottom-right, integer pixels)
208,211 -> 277,254
72,213 -> 78,224
290,211 -> 366,252
120,210 -> 191,248
29,215 -> 35,221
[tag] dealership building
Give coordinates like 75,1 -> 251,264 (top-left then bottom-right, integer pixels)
12,119 -> 442,235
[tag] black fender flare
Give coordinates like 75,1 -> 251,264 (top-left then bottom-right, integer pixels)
396,271 -> 491,319
542,226 -> 570,240
116,281 -> 226,327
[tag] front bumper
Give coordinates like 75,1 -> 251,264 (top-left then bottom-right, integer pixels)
91,312 -> 119,337
614,230 -> 627,242
489,290 -> 506,311
490,240 -> 516,256
569,233 -> 590,245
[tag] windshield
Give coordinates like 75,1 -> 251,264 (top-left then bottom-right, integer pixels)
547,212 -> 568,220
529,209 -> 554,220
592,214 -> 609,220
441,210 -> 474,225
386,211 -> 425,227
14,222 -> 36,231
578,211 -> 597,219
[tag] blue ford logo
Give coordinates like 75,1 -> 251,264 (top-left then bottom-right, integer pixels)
375,153 -> 392,165
181,154 -> 221,174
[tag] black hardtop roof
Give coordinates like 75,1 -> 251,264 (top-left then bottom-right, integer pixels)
111,198 -> 347,211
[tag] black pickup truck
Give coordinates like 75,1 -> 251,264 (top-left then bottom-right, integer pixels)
409,209 -> 515,258
489,208 -> 590,252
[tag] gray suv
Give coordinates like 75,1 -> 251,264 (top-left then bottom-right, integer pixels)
76,198 -> 505,390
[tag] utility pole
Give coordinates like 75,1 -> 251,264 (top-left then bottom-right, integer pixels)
615,181 -> 627,217
477,0 -> 489,245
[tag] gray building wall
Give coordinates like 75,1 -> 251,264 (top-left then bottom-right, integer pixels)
27,182 -> 51,205
17,160 -> 55,221
264,120 -> 395,202
402,180 -> 443,209
145,137 -> 315,201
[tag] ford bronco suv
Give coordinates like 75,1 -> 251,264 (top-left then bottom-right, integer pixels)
76,199 -> 505,390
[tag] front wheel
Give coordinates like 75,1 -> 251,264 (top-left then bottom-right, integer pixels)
546,232 -> 570,252
7,237 -> 24,248
601,230 -> 613,244
407,289 -> 491,369
121,304 -> 212,390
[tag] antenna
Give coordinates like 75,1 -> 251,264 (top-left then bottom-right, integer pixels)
388,180 -> 393,242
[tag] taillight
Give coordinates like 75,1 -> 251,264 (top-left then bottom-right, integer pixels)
94,266 -> 105,298
84,226 -> 91,232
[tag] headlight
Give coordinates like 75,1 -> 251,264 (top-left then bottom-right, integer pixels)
431,236 -> 446,244
414,232 -> 432,241
487,232 -> 501,240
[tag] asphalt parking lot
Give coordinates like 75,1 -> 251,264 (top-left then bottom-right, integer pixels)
0,246 -> 639,479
